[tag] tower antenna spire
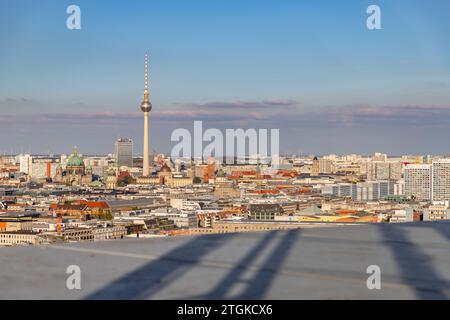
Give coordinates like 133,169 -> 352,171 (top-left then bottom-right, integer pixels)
140,52 -> 152,112
144,52 -> 149,102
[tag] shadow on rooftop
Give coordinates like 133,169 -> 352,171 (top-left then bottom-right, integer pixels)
189,229 -> 299,299
85,229 -> 299,300
377,223 -> 449,299
85,233 -> 236,299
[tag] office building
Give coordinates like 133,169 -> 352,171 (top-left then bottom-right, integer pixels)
322,180 -> 395,201
115,138 -> 133,167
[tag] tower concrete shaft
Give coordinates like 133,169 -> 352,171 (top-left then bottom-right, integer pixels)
143,112 -> 149,176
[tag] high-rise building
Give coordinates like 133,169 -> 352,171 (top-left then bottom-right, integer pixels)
19,154 -> 32,174
404,164 -> 432,201
318,158 -> 333,174
115,138 -> 133,167
311,157 -> 319,176
432,159 -> 450,201
140,52 -> 152,176
404,160 -> 450,202
367,161 -> 402,181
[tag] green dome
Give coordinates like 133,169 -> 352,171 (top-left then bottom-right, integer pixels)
66,148 -> 84,167
217,166 -> 226,177
90,180 -> 103,188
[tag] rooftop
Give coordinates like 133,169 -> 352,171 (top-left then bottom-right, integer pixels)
0,211 -> 40,219
1,221 -> 450,299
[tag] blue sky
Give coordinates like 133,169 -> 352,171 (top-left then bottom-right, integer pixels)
1,0 -> 450,155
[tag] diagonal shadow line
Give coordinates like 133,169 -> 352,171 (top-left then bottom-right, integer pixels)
377,223 -> 449,299
191,230 -> 279,299
84,233 -> 236,300
232,229 -> 299,299
423,221 -> 450,243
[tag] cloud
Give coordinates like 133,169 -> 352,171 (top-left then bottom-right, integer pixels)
336,104 -> 450,125
2,102 -> 450,128
2,101 -> 450,155
0,97 -> 38,105
179,99 -> 298,110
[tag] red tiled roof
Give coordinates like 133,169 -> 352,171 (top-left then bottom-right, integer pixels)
75,200 -> 110,209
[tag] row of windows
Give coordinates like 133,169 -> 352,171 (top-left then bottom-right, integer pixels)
0,234 -> 35,239
1,240 -> 33,243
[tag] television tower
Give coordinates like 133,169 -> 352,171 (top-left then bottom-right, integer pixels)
140,52 -> 152,176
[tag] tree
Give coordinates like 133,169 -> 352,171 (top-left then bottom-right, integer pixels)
193,176 -> 202,184
117,174 -> 134,187
98,210 -> 113,221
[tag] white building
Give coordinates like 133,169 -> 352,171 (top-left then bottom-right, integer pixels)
404,164 -> 432,201
404,160 -> 450,202
390,208 -> 414,223
0,232 -> 42,246
169,198 -> 201,211
423,201 -> 450,221
394,179 -> 405,196
19,154 -> 32,174
432,160 -> 450,201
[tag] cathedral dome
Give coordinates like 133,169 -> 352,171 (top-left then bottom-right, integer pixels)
66,148 -> 84,167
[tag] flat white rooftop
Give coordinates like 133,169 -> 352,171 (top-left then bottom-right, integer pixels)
1,221 -> 450,299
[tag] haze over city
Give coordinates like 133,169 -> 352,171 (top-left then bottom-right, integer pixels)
1,0 -> 450,155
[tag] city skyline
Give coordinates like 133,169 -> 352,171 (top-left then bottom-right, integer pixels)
4,0 -> 450,304
1,0 -> 450,155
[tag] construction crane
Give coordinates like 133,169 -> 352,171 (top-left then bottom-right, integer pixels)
152,148 -> 156,168
56,195 -> 64,237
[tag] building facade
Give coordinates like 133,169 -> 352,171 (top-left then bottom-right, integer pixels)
432,160 -> 450,201
115,138 -> 133,168
322,180 -> 395,201
404,164 -> 432,201
0,232 -> 41,246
